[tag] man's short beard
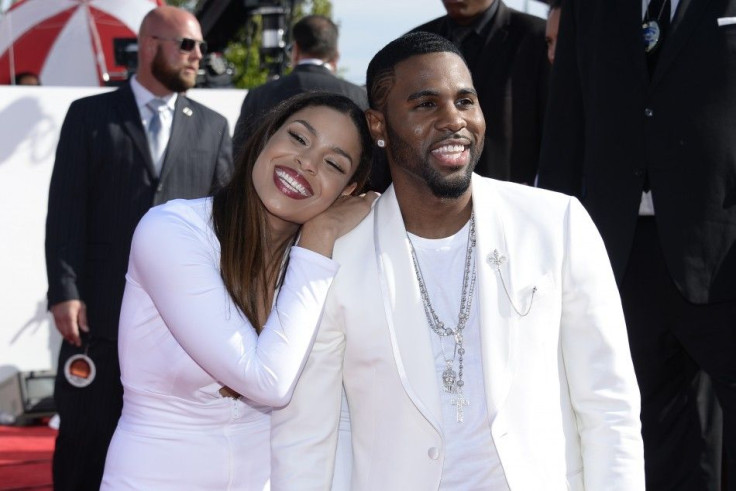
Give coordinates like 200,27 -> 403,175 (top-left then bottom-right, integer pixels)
386,122 -> 481,199
151,46 -> 195,93
424,162 -> 475,199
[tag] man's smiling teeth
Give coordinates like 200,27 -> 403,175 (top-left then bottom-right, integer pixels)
276,168 -> 310,197
432,144 -> 466,155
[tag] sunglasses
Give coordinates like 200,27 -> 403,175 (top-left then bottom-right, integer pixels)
152,36 -> 208,55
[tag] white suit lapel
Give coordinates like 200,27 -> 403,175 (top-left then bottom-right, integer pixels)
471,176 -> 517,417
373,187 -> 443,430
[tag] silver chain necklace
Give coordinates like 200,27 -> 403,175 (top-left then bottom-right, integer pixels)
407,214 -> 477,423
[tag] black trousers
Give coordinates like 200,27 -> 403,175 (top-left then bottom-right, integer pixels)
52,336 -> 123,491
621,217 -> 735,491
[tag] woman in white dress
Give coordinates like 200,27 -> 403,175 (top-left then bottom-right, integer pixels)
101,92 -> 376,490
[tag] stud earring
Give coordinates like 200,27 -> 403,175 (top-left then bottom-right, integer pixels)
377,139 -> 385,148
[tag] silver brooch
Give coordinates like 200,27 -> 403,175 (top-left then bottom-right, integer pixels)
487,249 -> 536,317
488,249 -> 506,268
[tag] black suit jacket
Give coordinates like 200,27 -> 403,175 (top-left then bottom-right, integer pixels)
413,1 -> 549,184
45,83 -> 233,339
538,0 -> 736,304
232,63 -> 368,155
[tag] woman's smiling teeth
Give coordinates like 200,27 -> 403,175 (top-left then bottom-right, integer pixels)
275,166 -> 314,198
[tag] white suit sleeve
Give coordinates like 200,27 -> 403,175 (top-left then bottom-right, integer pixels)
128,204 -> 338,407
559,198 -> 645,490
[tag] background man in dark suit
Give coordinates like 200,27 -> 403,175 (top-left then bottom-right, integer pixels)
411,0 -> 548,184
538,0 -> 735,489
232,15 -> 368,156
45,6 -> 232,490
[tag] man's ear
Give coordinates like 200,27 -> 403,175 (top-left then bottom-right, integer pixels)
290,43 -> 301,66
139,36 -> 156,62
365,109 -> 385,143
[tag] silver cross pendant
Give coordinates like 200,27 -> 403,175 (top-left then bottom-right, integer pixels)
450,393 -> 470,423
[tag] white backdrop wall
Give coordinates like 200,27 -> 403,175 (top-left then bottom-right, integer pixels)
0,85 -> 246,383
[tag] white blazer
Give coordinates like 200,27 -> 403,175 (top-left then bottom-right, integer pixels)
271,176 -> 644,490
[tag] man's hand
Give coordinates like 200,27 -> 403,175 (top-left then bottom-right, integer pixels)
50,300 -> 89,347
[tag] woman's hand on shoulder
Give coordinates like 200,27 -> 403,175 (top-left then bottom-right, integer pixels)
298,191 -> 380,258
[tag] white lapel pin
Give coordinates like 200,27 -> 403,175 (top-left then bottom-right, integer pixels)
183,107 -> 193,116
487,249 -> 536,317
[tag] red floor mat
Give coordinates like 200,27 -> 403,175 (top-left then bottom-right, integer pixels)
0,425 -> 55,490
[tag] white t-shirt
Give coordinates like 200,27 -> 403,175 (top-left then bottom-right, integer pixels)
408,221 -> 510,490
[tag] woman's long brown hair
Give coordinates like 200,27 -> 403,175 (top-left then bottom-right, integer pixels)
212,92 -> 373,333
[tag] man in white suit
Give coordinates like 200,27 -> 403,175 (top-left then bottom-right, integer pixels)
270,32 -> 644,490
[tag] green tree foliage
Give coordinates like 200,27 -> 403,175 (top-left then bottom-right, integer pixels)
165,0 -> 197,9
225,14 -> 269,89
294,0 -> 332,18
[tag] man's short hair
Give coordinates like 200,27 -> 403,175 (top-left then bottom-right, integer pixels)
366,31 -> 465,110
548,0 -> 562,9
292,15 -> 338,61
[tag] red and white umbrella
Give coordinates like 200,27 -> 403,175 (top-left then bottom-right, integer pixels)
0,0 -> 163,86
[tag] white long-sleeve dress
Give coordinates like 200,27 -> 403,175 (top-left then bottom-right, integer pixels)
101,198 -> 339,490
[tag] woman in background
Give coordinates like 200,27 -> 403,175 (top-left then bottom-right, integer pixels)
101,92 -> 375,490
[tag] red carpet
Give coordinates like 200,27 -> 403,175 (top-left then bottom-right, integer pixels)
0,424 -> 55,490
